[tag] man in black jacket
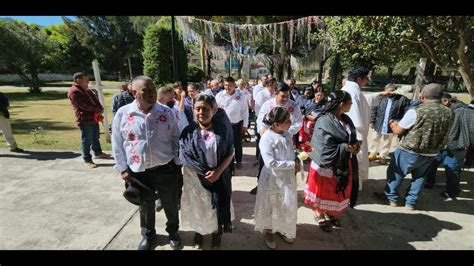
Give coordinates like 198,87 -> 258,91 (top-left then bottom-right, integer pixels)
369,84 -> 410,164
0,92 -> 24,152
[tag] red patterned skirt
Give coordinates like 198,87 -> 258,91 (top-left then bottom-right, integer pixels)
304,160 -> 352,217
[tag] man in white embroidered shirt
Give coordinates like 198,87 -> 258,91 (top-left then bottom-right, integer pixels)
112,76 -> 181,250
216,76 -> 249,169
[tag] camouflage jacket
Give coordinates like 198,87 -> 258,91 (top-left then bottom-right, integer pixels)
400,102 -> 453,154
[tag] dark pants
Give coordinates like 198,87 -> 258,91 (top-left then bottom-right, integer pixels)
177,164 -> 183,203
232,121 -> 243,163
133,160 -> 179,239
255,124 -> 261,161
256,153 -> 264,181
426,149 -> 465,197
79,122 -> 102,162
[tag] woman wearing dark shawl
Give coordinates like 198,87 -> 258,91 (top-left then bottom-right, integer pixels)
179,94 -> 234,249
299,87 -> 328,153
303,90 -> 360,232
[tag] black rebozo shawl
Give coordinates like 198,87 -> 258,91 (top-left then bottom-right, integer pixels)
179,108 -> 234,233
310,113 -> 359,204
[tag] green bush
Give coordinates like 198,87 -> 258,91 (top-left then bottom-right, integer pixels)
187,64 -> 206,82
142,21 -> 188,85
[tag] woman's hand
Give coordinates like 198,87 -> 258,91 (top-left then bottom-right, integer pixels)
347,144 -> 359,154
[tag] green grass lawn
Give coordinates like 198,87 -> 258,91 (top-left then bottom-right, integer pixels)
0,88 -> 117,151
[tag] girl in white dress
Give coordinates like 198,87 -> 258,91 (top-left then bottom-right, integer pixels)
179,94 -> 235,249
254,107 -> 300,250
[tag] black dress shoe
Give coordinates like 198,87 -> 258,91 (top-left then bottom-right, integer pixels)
138,235 -> 157,250
211,232 -> 221,248
249,186 -> 258,195
193,232 -> 203,249
169,232 -> 182,250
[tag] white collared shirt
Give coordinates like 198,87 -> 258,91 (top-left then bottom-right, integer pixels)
169,101 -> 189,134
257,98 -> 303,136
216,89 -> 249,126
252,84 -> 265,100
112,100 -> 180,173
254,88 -> 274,116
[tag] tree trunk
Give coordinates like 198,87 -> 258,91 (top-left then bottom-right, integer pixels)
318,55 -> 330,82
285,55 -> 292,80
237,57 -> 243,80
275,55 -> 284,81
268,56 -> 275,77
206,50 -> 212,79
458,65 -> 473,97
456,30 -> 474,97
200,37 -> 206,73
29,69 -> 41,94
388,67 -> 394,79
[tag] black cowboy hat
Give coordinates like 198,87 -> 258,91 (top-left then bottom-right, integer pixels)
123,177 -> 157,205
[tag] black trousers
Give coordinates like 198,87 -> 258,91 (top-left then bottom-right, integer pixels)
232,121 -> 243,163
254,124 -> 261,160
132,160 -> 179,239
177,164 -> 183,203
256,153 -> 264,181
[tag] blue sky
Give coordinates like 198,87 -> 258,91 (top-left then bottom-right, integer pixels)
0,16 -> 75,26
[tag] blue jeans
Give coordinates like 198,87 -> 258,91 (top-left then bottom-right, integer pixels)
385,148 -> 435,207
426,149 -> 465,197
79,122 -> 102,162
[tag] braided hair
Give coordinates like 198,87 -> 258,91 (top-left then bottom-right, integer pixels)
262,106 -> 290,126
320,90 -> 351,116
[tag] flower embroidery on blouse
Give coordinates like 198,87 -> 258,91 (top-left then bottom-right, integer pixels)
202,132 -> 214,142
128,132 -> 136,141
157,114 -> 167,123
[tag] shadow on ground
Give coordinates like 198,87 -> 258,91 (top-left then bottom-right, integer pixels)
0,150 -> 81,161
3,91 -> 68,102
341,208 -> 463,249
11,118 -> 75,135
356,169 -> 474,215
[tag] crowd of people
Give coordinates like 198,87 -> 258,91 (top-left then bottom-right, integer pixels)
2,68 -> 473,250
66,70 -> 474,250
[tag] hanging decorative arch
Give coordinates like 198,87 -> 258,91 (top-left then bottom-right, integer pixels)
175,16 -> 324,55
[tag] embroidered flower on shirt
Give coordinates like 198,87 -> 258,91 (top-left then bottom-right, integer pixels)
128,132 -> 136,141
288,106 -> 294,113
127,114 -> 134,122
157,114 -> 167,123
202,132 -> 214,141
131,154 -> 141,164
235,96 -> 240,101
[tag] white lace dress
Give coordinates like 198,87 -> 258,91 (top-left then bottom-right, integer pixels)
254,130 -> 297,239
180,129 -> 234,235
